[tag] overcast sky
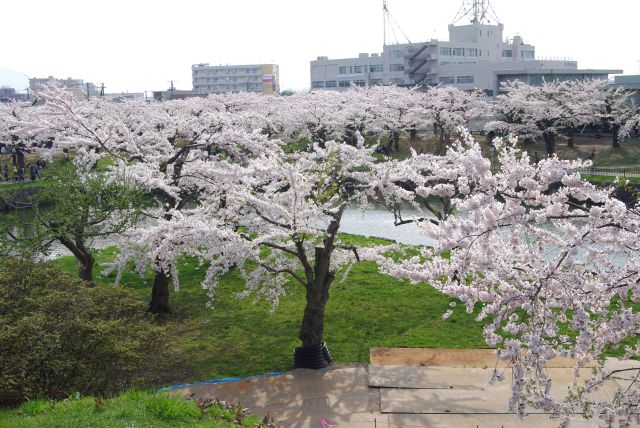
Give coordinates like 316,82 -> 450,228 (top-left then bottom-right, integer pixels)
1,0 -> 638,93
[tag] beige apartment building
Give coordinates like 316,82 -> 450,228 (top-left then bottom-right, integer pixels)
192,64 -> 280,95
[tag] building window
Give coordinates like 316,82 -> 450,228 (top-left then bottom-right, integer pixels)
339,66 -> 348,75
523,50 -> 535,59
325,80 -> 337,88
354,65 -> 363,73
439,77 -> 455,84
370,64 -> 384,73
439,47 -> 451,56
353,80 -> 367,87
389,64 -> 405,72
312,81 -> 325,88
452,48 -> 465,56
390,49 -> 405,58
370,79 -> 383,85
457,76 -> 474,84
339,80 -> 350,88
467,48 -> 478,57
503,50 -> 513,58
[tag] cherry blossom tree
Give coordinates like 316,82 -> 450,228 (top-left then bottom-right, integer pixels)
203,133 -> 392,367
418,85 -> 486,155
24,87 -> 276,314
373,129 -> 640,426
487,80 -> 566,155
488,79 -> 634,155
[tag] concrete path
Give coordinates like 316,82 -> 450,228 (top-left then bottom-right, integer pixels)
172,348 -> 640,427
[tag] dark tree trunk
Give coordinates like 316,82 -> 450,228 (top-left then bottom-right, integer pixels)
612,125 -> 621,148
78,253 -> 94,282
16,149 -> 24,168
410,128 -> 417,142
543,133 -> 555,156
299,247 -> 335,347
388,130 -> 400,153
299,288 -> 329,348
59,234 -> 95,282
437,129 -> 446,155
567,128 -> 575,148
149,269 -> 171,314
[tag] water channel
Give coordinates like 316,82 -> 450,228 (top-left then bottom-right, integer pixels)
1,205 -> 434,259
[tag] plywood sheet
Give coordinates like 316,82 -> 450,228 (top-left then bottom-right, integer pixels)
370,348 -> 596,368
388,414 -> 600,428
369,365 -> 497,389
380,385 -> 512,414
370,348 -> 501,368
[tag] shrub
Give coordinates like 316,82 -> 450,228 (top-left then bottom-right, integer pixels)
0,259 -> 171,405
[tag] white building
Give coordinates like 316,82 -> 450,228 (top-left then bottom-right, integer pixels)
310,3 -> 621,96
192,63 -> 280,95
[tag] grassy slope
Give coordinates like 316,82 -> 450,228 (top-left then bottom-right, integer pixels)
0,390 -> 262,428
53,238 -> 486,385
1,236 -> 486,426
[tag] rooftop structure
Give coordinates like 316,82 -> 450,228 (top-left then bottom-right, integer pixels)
310,1 -> 622,96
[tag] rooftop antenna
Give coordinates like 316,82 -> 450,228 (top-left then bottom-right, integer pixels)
452,0 -> 500,25
383,0 -> 411,45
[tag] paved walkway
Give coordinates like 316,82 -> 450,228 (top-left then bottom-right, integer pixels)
173,349 -> 640,427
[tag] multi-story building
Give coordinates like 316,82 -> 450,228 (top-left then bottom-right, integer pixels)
310,3 -> 621,96
192,64 -> 280,95
29,76 -> 87,91
0,87 -> 17,102
610,75 -> 640,106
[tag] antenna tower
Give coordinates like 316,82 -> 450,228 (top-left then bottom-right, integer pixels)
383,0 -> 411,45
452,0 -> 500,25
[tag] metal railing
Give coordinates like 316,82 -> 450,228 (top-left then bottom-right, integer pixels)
578,167 -> 640,179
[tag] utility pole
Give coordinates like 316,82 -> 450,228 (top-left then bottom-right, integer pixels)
383,0 -> 387,46
99,83 -> 105,98
86,82 -> 90,100
169,80 -> 176,100
25,87 -> 30,102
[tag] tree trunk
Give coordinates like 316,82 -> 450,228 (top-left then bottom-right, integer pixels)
299,288 -> 329,347
437,129 -> 446,155
149,269 -> 171,314
299,247 -> 335,347
58,234 -> 94,282
612,125 -> 621,148
78,253 -> 94,282
567,128 -> 575,148
543,133 -> 555,156
410,128 -> 417,142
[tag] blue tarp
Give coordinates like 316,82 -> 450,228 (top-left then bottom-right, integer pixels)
158,371 -> 285,392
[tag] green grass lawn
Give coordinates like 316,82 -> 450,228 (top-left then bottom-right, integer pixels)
0,390 -> 264,428
51,238 -> 486,385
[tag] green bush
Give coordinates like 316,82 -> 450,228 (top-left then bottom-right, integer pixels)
0,259 -> 171,405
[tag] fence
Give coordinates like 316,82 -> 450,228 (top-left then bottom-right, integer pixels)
578,167 -> 640,179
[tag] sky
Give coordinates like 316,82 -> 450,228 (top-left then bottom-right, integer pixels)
1,0 -> 639,94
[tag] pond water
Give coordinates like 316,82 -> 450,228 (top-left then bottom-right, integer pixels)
1,205 -> 433,259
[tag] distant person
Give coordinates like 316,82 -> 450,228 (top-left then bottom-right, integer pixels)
533,151 -> 540,165
18,166 -> 25,182
29,164 -> 38,181
3,164 -> 8,181
12,165 -> 17,181
588,149 -> 596,164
